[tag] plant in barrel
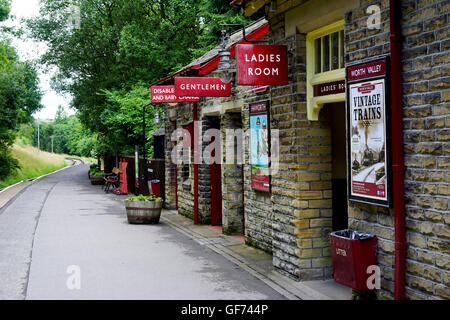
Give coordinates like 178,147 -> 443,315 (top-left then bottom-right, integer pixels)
125,194 -> 163,224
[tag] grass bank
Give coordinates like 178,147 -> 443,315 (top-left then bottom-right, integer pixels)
0,143 -> 67,189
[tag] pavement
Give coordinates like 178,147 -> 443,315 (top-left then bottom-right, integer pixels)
161,210 -> 351,300
0,162 -> 350,300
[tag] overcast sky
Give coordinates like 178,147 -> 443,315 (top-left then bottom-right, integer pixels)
5,0 -> 74,120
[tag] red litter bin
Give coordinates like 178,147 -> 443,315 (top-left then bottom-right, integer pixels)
329,229 -> 377,291
148,180 -> 161,198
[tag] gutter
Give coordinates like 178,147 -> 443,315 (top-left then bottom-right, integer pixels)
390,0 -> 407,300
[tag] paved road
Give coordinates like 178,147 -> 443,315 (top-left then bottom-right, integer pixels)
0,164 -> 285,300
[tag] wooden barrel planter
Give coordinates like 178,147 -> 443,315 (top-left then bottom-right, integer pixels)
125,200 -> 163,224
90,175 -> 105,185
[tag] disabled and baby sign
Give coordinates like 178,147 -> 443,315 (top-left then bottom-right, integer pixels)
151,85 -> 200,103
347,57 -> 392,207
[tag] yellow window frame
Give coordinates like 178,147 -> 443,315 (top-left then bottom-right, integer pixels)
306,20 -> 345,121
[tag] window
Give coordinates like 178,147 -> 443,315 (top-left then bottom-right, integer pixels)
306,20 -> 346,121
313,30 -> 344,74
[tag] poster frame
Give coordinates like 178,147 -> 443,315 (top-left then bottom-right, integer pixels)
249,100 -> 271,193
346,56 -> 393,208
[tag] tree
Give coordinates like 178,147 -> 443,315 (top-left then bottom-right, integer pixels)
25,1 -> 255,157
0,0 -> 10,23
0,5 -> 43,179
99,83 -> 158,158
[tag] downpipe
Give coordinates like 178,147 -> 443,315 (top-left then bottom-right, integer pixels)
193,102 -> 199,225
390,0 -> 407,300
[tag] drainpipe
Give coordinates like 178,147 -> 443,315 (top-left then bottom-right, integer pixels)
193,102 -> 199,224
390,0 -> 406,300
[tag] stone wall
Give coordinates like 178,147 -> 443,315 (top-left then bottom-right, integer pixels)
344,0 -> 450,300
221,112 -> 244,235
164,111 -> 177,210
242,90 -> 273,253
266,0 -> 335,281
344,0 -> 394,299
401,0 -> 450,300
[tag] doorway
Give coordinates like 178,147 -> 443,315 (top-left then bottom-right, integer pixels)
209,117 -> 222,226
324,102 -> 348,231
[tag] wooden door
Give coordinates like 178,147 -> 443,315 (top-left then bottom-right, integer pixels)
209,123 -> 222,226
210,161 -> 222,226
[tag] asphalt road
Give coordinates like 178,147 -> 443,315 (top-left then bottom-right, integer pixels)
0,164 -> 285,300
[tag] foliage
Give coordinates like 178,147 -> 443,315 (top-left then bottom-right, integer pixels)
0,0 -> 10,23
0,6 -> 43,179
0,142 -> 66,189
127,194 -> 161,202
25,0 -> 257,157
17,107 -> 99,158
88,167 -> 103,176
99,83 -> 159,157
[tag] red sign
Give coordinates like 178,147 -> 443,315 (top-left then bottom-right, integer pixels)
314,80 -> 346,97
236,44 -> 288,86
250,101 -> 268,113
252,85 -> 268,93
175,77 -> 231,97
151,86 -> 200,103
347,59 -> 386,81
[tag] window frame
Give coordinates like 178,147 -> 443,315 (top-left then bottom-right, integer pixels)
306,20 -> 346,121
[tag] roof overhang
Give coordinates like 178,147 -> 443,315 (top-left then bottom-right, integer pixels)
150,19 -> 268,87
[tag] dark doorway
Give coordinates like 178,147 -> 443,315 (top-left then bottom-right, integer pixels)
327,102 -> 349,231
209,117 -> 222,226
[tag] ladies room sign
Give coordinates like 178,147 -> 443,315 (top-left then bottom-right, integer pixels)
346,57 -> 392,207
236,44 -> 288,86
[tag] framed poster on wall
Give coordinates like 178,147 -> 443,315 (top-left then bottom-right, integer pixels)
346,57 -> 393,207
250,101 -> 270,192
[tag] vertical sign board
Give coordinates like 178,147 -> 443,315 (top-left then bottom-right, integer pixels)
250,101 -> 270,192
346,57 -> 392,207
236,44 -> 289,86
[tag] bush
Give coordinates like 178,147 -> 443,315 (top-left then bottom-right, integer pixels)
127,194 -> 161,202
0,152 -> 19,180
88,167 -> 103,177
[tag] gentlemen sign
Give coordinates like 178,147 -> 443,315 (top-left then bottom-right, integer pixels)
346,57 -> 392,207
175,77 -> 231,97
236,44 -> 288,86
151,86 -> 200,103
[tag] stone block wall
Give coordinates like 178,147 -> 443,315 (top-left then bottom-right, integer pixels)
164,112 -> 177,210
221,112 -> 244,235
344,0 -> 394,299
198,116 -> 213,224
267,6 -> 334,280
401,0 -> 450,300
345,0 -> 450,300
242,90 -> 273,253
